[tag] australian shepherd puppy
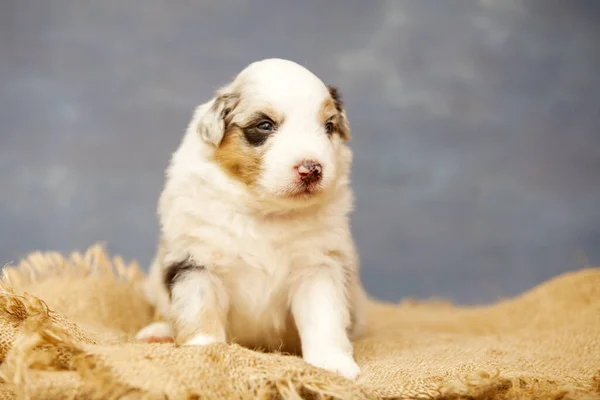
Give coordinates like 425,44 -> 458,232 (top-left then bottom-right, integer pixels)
136,58 -> 367,380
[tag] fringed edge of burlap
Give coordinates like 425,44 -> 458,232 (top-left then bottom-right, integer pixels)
1,243 -> 145,292
0,287 -> 372,400
1,246 -> 599,400
0,246 -> 374,400
0,287 -> 155,400
0,245 -> 153,399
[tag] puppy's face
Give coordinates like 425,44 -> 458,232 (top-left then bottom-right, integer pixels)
197,59 -> 352,207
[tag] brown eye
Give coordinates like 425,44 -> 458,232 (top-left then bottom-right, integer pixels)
257,121 -> 274,132
325,122 -> 334,135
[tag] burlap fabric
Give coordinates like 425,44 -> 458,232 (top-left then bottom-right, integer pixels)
0,245 -> 598,399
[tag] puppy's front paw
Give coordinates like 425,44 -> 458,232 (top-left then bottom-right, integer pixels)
304,349 -> 360,380
135,321 -> 174,343
181,333 -> 224,346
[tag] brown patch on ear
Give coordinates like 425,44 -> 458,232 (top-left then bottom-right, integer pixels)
196,89 -> 240,146
214,126 -> 263,186
214,92 -> 239,121
327,85 -> 344,112
336,109 -> 351,141
319,98 -> 338,122
323,86 -> 351,141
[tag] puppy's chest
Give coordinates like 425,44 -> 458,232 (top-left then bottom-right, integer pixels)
221,236 -> 296,299
215,217 -> 316,270
213,220 -> 319,313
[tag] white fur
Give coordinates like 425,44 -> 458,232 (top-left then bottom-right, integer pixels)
135,321 -> 173,340
183,334 -> 221,346
139,59 -> 367,381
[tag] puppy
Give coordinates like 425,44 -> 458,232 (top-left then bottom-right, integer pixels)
136,58 -> 367,380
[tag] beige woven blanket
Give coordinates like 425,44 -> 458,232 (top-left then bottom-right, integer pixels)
0,245 -> 598,399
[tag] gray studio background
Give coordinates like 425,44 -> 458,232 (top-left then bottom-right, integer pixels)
1,1 -> 599,304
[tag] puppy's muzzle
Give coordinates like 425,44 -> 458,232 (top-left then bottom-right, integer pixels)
296,160 -> 322,185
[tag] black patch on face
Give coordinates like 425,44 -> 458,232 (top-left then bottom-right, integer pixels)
327,85 -> 344,112
241,112 -> 277,147
242,127 -> 270,146
163,257 -> 205,298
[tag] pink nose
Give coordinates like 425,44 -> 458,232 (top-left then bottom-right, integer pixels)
296,160 -> 322,184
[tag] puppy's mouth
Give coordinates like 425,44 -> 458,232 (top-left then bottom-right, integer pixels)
283,181 -> 324,200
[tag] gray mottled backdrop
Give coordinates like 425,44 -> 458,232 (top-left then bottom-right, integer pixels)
1,0 -> 599,303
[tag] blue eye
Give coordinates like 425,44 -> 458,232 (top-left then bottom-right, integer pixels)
257,121 -> 274,131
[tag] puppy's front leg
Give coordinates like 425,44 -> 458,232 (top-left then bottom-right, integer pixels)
164,258 -> 228,346
292,270 -> 360,380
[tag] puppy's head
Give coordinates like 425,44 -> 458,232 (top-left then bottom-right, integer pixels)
195,58 -> 352,207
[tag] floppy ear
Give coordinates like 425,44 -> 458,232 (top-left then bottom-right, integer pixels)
196,87 -> 239,146
327,85 -> 351,141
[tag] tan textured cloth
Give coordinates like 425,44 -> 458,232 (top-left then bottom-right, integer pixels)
0,245 -> 599,399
